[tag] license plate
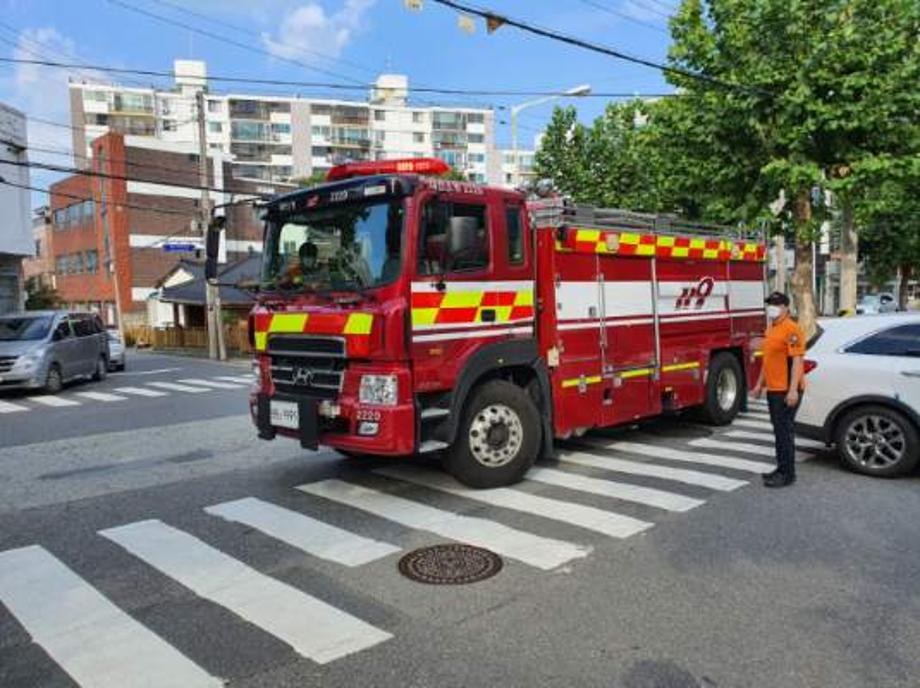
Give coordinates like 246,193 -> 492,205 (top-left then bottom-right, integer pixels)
269,400 -> 299,429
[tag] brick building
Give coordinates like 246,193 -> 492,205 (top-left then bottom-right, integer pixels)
21,211 -> 55,289
49,131 -> 291,326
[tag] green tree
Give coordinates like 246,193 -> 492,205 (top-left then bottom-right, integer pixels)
24,277 -> 61,310
294,171 -> 329,187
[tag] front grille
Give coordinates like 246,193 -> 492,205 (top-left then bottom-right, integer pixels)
0,356 -> 17,374
267,336 -> 346,399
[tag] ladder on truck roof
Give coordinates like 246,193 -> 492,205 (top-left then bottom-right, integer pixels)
527,198 -> 764,242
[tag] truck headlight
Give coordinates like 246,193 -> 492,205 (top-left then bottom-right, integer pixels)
359,374 -> 398,406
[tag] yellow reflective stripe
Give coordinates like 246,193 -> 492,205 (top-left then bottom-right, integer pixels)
657,236 -> 676,247
411,308 -> 438,326
662,361 -> 701,372
671,247 -> 690,258
254,332 -> 268,351
689,238 -> 706,249
561,375 -> 603,389
619,232 -> 641,245
513,290 -> 534,306
575,229 -> 600,242
620,367 -> 653,379
636,244 -> 656,256
702,249 -> 720,259
344,313 -> 373,335
268,313 -> 308,333
440,291 -> 484,308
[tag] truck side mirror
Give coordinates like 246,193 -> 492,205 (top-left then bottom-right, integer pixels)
205,216 -> 225,281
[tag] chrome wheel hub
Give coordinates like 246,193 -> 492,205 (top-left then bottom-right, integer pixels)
468,404 -> 523,468
844,415 -> 905,469
716,367 -> 738,411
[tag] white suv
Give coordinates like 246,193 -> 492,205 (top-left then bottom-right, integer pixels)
796,314 -> 920,477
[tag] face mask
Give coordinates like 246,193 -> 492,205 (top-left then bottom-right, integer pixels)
766,305 -> 782,320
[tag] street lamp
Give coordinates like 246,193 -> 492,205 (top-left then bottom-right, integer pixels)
510,84 -> 591,186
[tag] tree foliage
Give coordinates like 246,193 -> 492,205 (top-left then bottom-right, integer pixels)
24,277 -> 60,310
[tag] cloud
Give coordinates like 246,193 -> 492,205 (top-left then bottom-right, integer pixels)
260,0 -> 376,64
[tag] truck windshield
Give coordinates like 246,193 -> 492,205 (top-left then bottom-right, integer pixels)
0,316 -> 53,341
261,199 -> 404,292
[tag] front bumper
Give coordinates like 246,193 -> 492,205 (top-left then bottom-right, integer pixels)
250,391 -> 417,456
0,362 -> 46,390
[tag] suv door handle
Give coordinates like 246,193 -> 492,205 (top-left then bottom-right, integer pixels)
901,371 -> 920,378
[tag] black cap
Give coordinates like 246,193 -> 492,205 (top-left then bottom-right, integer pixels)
765,291 -> 790,306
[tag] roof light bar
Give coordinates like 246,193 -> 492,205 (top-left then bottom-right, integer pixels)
326,158 -> 451,181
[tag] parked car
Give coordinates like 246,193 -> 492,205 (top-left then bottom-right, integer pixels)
106,328 -> 126,371
0,311 -> 110,393
796,314 -> 920,477
856,292 -> 898,314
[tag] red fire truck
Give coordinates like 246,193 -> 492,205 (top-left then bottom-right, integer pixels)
225,159 -> 766,488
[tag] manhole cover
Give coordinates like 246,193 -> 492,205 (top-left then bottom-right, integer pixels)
398,544 -> 503,585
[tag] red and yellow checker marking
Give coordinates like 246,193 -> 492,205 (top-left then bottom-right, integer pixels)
411,289 -> 534,328
252,311 -> 373,355
556,227 -> 766,262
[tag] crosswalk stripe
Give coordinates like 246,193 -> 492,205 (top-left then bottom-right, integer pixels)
587,439 -> 774,473
558,450 -> 746,491
689,437 -> 813,461
178,378 -> 244,389
205,496 -> 400,567
0,544 -> 222,688
26,395 -> 80,407
748,399 -> 768,409
114,386 -> 169,398
741,410 -> 769,419
375,466 -> 653,539
733,418 -> 773,431
100,519 -> 391,664
75,391 -> 128,402
726,429 -> 826,450
527,466 -> 704,512
296,479 -> 590,570
148,381 -> 210,393
215,375 -> 253,384
0,400 -> 28,413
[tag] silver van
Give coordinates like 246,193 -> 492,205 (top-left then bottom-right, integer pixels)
0,310 -> 110,393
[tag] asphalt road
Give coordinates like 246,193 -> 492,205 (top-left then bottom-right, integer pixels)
1,351 -> 919,688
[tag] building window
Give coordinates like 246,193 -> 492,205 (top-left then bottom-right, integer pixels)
87,90 -> 109,103
207,99 -> 222,113
34,239 -> 41,257
162,120 -> 178,132
413,132 -> 426,144
467,113 -> 485,124
374,110 -> 386,121
208,121 -> 223,134
412,112 -> 424,123
271,123 -> 291,136
56,256 -> 67,274
86,250 -> 99,273
468,153 -> 485,163
468,133 -> 484,144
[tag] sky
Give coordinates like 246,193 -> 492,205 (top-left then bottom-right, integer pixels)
0,0 -> 677,204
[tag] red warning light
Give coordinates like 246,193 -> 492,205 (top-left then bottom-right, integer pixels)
326,158 -> 451,181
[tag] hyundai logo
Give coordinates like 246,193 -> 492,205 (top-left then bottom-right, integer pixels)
291,366 -> 314,386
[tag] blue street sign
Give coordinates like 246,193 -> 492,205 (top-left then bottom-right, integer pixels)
163,243 -> 198,253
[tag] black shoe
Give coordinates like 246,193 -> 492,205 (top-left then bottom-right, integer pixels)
761,470 -> 780,482
763,473 -> 796,488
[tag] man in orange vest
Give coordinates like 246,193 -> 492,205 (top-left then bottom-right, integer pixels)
751,292 -> 806,488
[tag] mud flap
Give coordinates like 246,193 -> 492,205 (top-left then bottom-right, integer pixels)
298,398 -> 319,450
256,394 -> 276,441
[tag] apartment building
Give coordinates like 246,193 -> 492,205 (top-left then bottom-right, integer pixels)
49,131 -> 291,326
69,61 -> 513,186
0,103 -> 33,313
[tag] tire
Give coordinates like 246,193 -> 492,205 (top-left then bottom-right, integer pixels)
92,356 -> 108,381
835,404 -> 919,478
699,352 -> 743,425
44,364 -> 63,394
444,379 -> 541,488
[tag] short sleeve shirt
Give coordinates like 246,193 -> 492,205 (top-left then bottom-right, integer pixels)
761,317 -> 806,391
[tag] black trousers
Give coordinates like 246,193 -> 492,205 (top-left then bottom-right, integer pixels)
767,391 -> 801,477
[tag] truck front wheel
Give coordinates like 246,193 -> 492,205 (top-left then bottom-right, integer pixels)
445,379 -> 541,488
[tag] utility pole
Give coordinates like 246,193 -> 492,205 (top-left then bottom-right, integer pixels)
196,90 -> 226,360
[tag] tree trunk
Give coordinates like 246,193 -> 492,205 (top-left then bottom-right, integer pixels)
790,189 -> 818,337
838,200 -> 858,313
772,233 -> 786,293
898,262 -> 912,310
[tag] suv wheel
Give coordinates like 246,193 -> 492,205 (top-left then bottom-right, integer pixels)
444,379 -> 540,488
44,364 -> 63,394
835,404 -> 920,477
92,356 -> 107,381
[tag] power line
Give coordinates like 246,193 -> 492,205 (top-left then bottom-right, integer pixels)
0,56 -> 677,99
575,0 -> 668,34
426,0 -> 769,96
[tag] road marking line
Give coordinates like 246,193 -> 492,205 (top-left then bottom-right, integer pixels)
148,381 -> 211,393
178,378 -> 244,389
26,395 -> 80,407
114,386 -> 169,398
689,437 -> 813,461
740,410 -> 770,419
296,479 -> 590,570
0,400 -> 28,413
733,418 -> 774,431
375,466 -> 653,539
558,450 -> 746,491
111,367 -> 181,376
596,440 -> 775,474
0,544 -> 222,688
100,519 -> 391,664
527,467 -> 704,512
205,497 -> 400,567
215,375 -> 253,384
74,391 -> 128,402
726,429 -> 826,450
748,399 -> 768,408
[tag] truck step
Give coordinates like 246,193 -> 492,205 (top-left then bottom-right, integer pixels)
420,408 -> 450,421
418,440 -> 449,454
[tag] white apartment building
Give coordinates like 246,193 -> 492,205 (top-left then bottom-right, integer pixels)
69,60 -> 521,187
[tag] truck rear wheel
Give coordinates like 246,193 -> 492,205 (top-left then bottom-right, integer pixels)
700,352 -> 743,425
445,379 -> 540,488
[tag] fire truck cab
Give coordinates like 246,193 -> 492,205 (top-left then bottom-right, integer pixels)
243,158 -> 766,488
